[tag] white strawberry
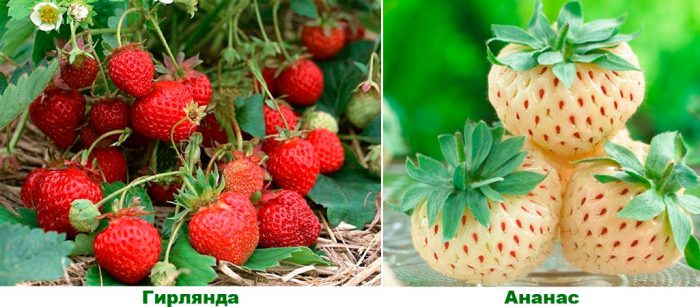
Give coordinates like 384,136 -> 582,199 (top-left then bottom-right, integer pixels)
561,131 -> 700,274
487,0 -> 644,159
394,121 -> 561,285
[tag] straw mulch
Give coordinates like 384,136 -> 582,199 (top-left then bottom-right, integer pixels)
0,121 -> 382,286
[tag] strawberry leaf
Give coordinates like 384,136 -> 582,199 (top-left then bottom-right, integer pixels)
452,163 -> 467,190
166,228 -> 217,286
537,51 -> 564,65
491,171 -> 547,195
594,51 -> 640,71
684,236 -> 700,270
243,247 -> 329,271
604,141 -> 644,173
553,62 -> 576,88
234,94 -> 265,139
85,265 -> 126,286
0,206 -> 37,226
0,59 -> 58,130
480,136 -> 526,177
290,0 -> 318,19
0,223 -> 74,286
677,195 -> 700,214
441,190 -> 467,241
667,201 -> 692,251
556,0 -> 583,31
676,164 -> 700,189
438,134 -> 459,168
467,189 -> 490,227
394,185 -> 432,215
593,174 -> 622,183
317,41 -> 374,116
308,148 -> 379,227
480,185 -> 504,203
426,188 -> 450,227
101,182 -> 155,224
468,121 -> 493,173
646,132 -> 683,180
491,25 -> 541,48
71,232 -> 97,256
616,190 -> 664,221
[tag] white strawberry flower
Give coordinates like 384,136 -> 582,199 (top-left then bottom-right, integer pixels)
30,2 -> 63,32
156,0 -> 174,4
68,3 -> 89,22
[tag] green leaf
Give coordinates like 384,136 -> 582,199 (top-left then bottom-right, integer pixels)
480,185 -> 505,203
438,134 -> 459,167
570,53 -> 605,63
684,236 -> 700,271
0,223 -> 74,286
243,247 -> 329,271
594,174 -> 622,183
646,132 -> 681,180
553,62 -> 576,88
498,50 -> 540,71
489,151 -> 528,178
528,0 -> 557,45
308,148 -> 379,227
667,202 -> 692,251
467,189 -> 490,227
441,190 -> 467,241
417,154 -> 450,180
604,141 -> 644,173
469,121 -> 493,173
453,163 -> 467,190
491,25 -> 541,48
32,31 -> 56,65
492,171 -> 547,195
0,59 -> 58,129
677,195 -> 700,214
594,51 -> 639,71
394,185 -> 432,214
574,33 -> 638,53
101,182 -> 154,224
572,17 -> 624,44
71,232 -> 97,256
616,190 -> 664,221
406,155 -> 450,185
426,188 -> 450,226
290,0 -> 319,19
317,41 -> 374,116
167,227 -> 217,286
537,51 -> 564,65
480,136 -> 525,177
84,265 -> 126,286
556,0 -> 583,30
0,206 -> 29,225
235,94 -> 265,139
675,164 -> 700,189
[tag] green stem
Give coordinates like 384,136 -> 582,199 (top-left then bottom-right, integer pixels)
164,213 -> 185,263
554,23 -> 570,52
7,110 -> 29,154
146,10 -> 180,71
337,134 -> 379,144
86,34 -> 111,95
169,117 -> 188,168
94,171 -> 181,208
271,0 -> 290,60
253,0 -> 271,43
232,7 -> 243,46
116,7 -> 141,47
656,163 -> 676,194
248,61 -> 290,131
69,22 -> 80,51
82,129 -> 129,165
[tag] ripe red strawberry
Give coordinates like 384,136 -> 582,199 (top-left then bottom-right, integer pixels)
29,88 -> 85,149
60,54 -> 99,89
301,25 -> 346,60
252,66 -> 279,95
199,114 -> 228,147
79,124 -> 109,149
108,44 -> 154,97
21,168 -> 49,209
180,71 -> 212,106
223,159 -> 265,199
232,148 -> 266,165
147,182 -> 182,205
34,166 -> 102,236
263,104 -> 298,135
130,81 -> 198,141
257,190 -> 321,247
261,138 -> 281,155
188,192 -> 259,264
94,216 -> 162,284
341,19 -> 366,43
276,59 -> 324,106
267,137 -> 319,196
89,98 -> 130,135
306,129 -> 344,174
88,147 -> 128,183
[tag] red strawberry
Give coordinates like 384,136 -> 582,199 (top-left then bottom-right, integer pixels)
130,81 -> 198,141
29,88 -> 85,149
94,216 -> 161,284
263,104 -> 298,135
252,66 -> 279,95
188,192 -> 259,264
21,168 -> 49,209
261,138 -> 280,155
276,59 -> 324,106
257,190 -> 321,247
199,114 -> 228,147
232,148 -> 266,165
306,128 -> 344,174
223,159 -> 265,199
34,166 -> 102,236
180,70 -> 212,106
88,147 -> 128,183
147,182 -> 182,205
267,137 -> 319,196
60,54 -> 99,89
89,98 -> 130,135
108,44 -> 154,97
301,25 -> 346,60
79,124 -> 109,149
341,20 -> 366,43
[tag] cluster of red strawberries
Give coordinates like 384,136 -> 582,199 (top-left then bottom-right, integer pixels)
20,8 -> 364,284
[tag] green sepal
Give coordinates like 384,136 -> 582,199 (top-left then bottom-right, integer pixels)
393,186 -> 432,214
677,194 -> 700,214
616,189 -> 664,221
604,141 -> 644,173
427,188 -> 451,226
667,201 -> 692,251
467,189 -> 490,228
491,171 -> 547,195
441,191 -> 467,241
438,134 -> 459,168
684,236 -> 700,270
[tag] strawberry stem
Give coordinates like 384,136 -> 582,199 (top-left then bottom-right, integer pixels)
253,0 -> 272,44
81,129 -> 130,165
146,10 -> 181,72
116,7 -> 141,47
6,110 -> 29,154
169,117 -> 188,170
271,0 -> 291,60
86,34 -> 112,96
93,170 -> 182,209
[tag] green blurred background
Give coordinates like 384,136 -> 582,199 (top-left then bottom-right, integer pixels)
384,0 -> 700,159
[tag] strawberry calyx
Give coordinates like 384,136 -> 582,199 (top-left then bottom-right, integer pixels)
156,52 -> 204,81
392,120 -> 547,241
175,168 -> 225,213
100,206 -> 151,221
304,12 -> 346,37
486,0 -> 640,88
577,132 -> 700,270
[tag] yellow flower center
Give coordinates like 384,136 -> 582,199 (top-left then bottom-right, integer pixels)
38,5 -> 59,24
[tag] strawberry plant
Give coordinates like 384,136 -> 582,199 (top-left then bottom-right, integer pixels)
392,0 -> 700,285
0,0 -> 380,286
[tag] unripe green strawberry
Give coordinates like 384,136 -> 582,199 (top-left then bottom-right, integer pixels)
304,110 -> 338,133
150,261 -> 179,286
347,86 -> 380,129
367,145 -> 381,177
